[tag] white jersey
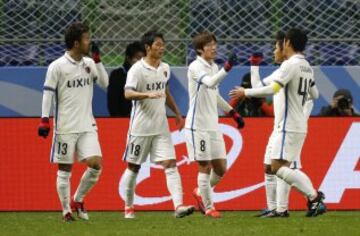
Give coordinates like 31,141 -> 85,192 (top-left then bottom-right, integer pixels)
125,58 -> 170,136
273,54 -> 315,133
261,68 -> 286,130
185,56 -> 222,131
43,52 -> 100,134
252,57 -> 315,132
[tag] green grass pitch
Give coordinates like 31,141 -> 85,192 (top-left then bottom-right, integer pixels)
0,211 -> 359,236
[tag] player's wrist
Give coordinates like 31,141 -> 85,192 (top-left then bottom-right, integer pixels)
229,109 -> 236,117
224,61 -> 233,72
91,42 -> 101,63
41,117 -> 49,124
92,53 -> 101,63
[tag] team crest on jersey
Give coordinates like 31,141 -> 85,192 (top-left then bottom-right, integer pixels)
85,66 -> 91,74
163,71 -> 167,78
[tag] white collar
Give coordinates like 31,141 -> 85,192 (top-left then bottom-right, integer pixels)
289,53 -> 305,60
64,52 -> 84,65
141,58 -> 161,71
197,56 -> 213,68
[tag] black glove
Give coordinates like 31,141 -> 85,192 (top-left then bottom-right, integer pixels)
224,52 -> 238,72
229,109 -> 245,129
91,42 -> 101,63
38,117 -> 50,138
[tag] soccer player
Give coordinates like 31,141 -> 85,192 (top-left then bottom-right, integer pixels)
122,31 -> 195,219
185,31 -> 244,218
38,22 -> 109,222
229,28 -> 326,217
249,32 -> 318,217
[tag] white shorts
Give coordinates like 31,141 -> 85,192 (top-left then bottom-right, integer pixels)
123,133 -> 176,165
185,129 -> 226,161
50,131 -> 102,164
264,130 -> 305,168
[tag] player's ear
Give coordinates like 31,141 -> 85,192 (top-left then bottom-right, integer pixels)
144,44 -> 151,52
74,41 -> 80,49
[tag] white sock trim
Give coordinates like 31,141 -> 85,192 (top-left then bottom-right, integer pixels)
198,172 -> 213,210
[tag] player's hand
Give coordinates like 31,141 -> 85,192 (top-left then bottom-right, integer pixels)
38,117 -> 50,138
229,86 -> 246,101
91,42 -> 101,63
147,92 -> 165,99
229,109 -> 245,129
249,52 -> 263,66
175,114 -> 185,130
224,52 -> 238,72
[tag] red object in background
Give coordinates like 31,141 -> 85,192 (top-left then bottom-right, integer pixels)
0,118 -> 359,211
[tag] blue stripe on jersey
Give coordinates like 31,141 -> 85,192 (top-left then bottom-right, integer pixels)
122,135 -> 131,161
293,161 -> 297,169
50,134 -> 56,163
129,100 -> 137,134
280,132 -> 286,160
190,80 -> 202,158
54,88 -> 59,131
198,74 -> 206,83
191,130 -> 196,160
280,85 -> 289,159
123,101 -> 137,161
43,86 -> 56,92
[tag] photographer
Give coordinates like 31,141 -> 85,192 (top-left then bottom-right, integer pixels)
107,41 -> 145,117
319,89 -> 359,116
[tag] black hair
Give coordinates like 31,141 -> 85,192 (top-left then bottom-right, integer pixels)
64,22 -> 89,50
285,28 -> 308,52
275,31 -> 285,50
125,41 -> 145,59
141,30 -> 165,49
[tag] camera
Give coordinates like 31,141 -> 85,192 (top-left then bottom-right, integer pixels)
338,97 -> 351,110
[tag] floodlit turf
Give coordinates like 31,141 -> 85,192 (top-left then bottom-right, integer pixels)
0,211 -> 359,236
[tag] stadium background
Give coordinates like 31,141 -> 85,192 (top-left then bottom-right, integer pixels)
0,0 -> 360,211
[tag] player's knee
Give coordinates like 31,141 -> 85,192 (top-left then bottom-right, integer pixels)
86,156 -> 102,170
213,167 -> 226,177
197,161 -> 211,173
58,164 -> 72,172
271,164 -> 280,174
264,164 -> 273,174
160,160 -> 176,169
128,163 -> 141,173
211,159 -> 227,176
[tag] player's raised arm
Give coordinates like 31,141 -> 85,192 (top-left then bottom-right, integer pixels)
249,53 -> 266,88
191,53 -> 237,88
230,60 -> 295,99
91,42 -> 109,89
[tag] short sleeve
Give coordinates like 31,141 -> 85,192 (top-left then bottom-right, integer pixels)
188,63 -> 207,83
274,61 -> 296,87
43,62 -> 59,91
124,66 -> 139,91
